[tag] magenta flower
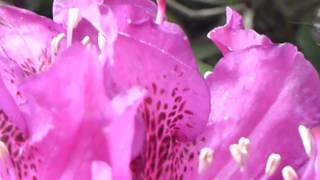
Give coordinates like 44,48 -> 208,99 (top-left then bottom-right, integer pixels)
0,0 -> 319,180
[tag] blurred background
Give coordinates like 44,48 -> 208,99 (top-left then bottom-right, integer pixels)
4,0 -> 320,73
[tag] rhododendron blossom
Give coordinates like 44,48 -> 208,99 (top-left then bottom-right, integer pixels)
0,0 -> 319,180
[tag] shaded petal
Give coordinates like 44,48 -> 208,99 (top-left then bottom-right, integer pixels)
0,5 -> 63,107
105,29 -> 210,140
0,5 -> 63,74
0,76 -> 39,179
110,3 -> 198,68
19,44 -> 109,179
207,7 -> 272,55
0,75 -> 25,132
91,161 -> 112,180
105,86 -> 145,180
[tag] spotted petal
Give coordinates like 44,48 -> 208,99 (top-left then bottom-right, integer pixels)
0,5 -> 63,106
0,5 -> 63,74
103,3 -> 210,179
18,44 -> 110,179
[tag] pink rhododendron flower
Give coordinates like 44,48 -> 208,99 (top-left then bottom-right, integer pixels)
0,0 -> 319,180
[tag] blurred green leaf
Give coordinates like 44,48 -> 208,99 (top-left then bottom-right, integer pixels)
297,25 -> 320,71
191,38 -> 220,73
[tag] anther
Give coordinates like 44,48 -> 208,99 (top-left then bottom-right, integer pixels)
50,33 -> 65,61
0,141 -> 8,157
265,153 -> 281,176
203,71 -> 212,79
238,137 -> 250,154
282,166 -> 298,180
298,125 -> 313,157
67,8 -> 80,47
81,35 -> 90,45
198,147 -> 214,173
98,32 -> 106,52
229,144 -> 243,165
229,137 -> 250,169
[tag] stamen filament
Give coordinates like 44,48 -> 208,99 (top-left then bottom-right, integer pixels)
50,33 -> 65,62
67,8 -> 80,47
298,125 -> 313,157
198,147 -> 214,174
155,0 -> 166,24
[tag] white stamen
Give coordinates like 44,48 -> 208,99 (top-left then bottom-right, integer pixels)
229,144 -> 243,165
0,141 -> 8,157
265,153 -> 281,176
238,137 -> 250,154
81,35 -> 90,45
0,141 -> 16,179
203,71 -> 212,79
198,147 -> 214,174
67,8 -> 80,47
98,32 -> 106,52
298,125 -> 313,157
229,137 -> 250,169
50,33 -> 65,61
282,166 -> 298,180
51,33 -> 65,54
155,0 -> 166,24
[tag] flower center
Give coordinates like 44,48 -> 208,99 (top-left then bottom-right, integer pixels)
130,82 -> 206,180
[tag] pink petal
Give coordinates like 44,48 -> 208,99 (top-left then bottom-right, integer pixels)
201,8 -> 320,179
0,79 -> 39,179
103,3 -> 210,179
0,5 -> 62,71
105,86 -> 145,180
208,7 -> 272,55
110,3 -> 198,68
91,161 -> 112,180
0,75 -> 25,132
19,44 -> 109,179
0,5 -> 63,106
203,44 -> 320,179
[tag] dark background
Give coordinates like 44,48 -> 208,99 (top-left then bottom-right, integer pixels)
6,0 -> 320,73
